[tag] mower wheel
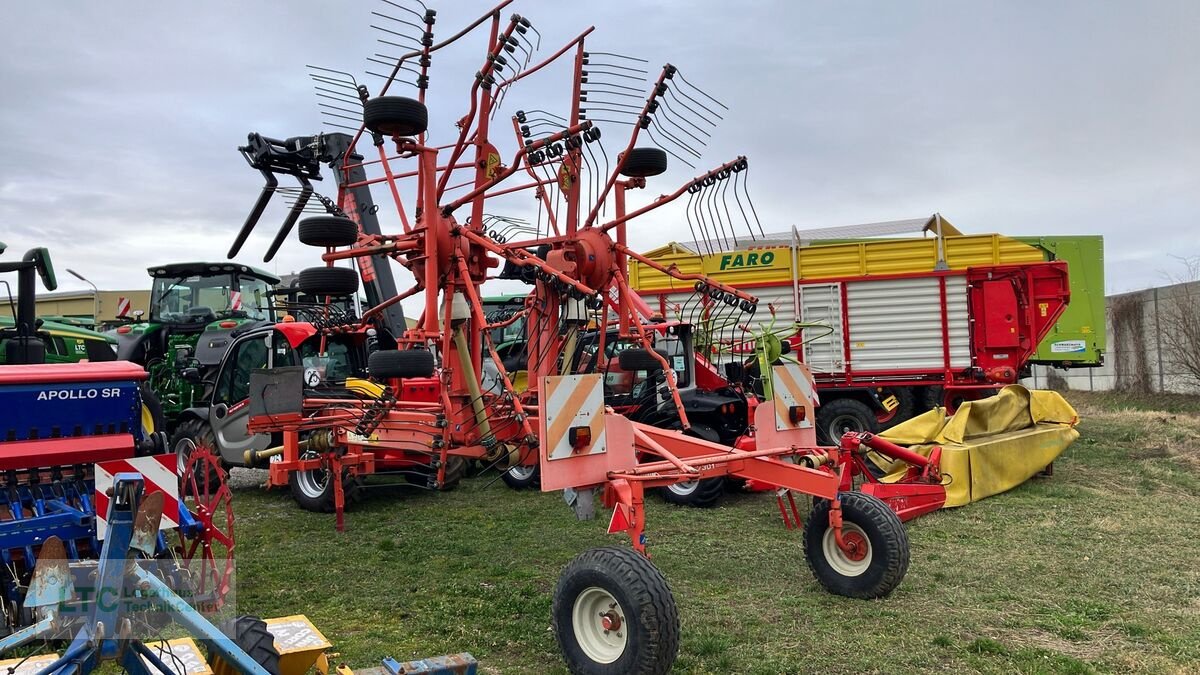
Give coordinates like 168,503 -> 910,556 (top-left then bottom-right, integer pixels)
553,546 -> 679,675
297,266 -> 359,297
804,491 -> 909,599
618,347 -> 670,372
298,215 -> 359,247
369,348 -> 435,379
406,455 -> 467,490
501,463 -> 540,490
619,147 -> 669,178
816,397 -> 878,445
207,615 -> 282,675
289,449 -> 363,513
656,424 -> 725,508
364,96 -> 429,137
171,419 -> 224,488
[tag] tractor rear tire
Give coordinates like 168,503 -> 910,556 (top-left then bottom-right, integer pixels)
656,424 -> 725,508
501,463 -> 540,490
369,349 -> 435,379
364,96 -> 429,137
803,492 -> 909,599
298,266 -> 359,297
299,216 -> 359,247
816,398 -> 878,445
619,147 -> 669,178
171,419 -> 223,489
553,546 -> 679,675
207,615 -> 282,675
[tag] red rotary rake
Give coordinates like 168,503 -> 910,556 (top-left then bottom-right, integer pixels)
228,2 -> 920,672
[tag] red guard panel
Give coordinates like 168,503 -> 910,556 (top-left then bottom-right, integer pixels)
981,279 -> 1020,348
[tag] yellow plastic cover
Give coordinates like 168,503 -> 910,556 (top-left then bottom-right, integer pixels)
874,385 -> 1079,507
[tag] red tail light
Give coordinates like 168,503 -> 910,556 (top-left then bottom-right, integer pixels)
569,426 -> 591,449
116,326 -> 132,334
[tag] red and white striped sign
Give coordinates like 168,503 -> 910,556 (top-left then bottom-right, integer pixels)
230,292 -> 243,311
94,454 -> 180,540
116,297 -> 131,318
541,373 -> 607,460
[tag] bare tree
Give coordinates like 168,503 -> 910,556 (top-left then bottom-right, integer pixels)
1158,256 -> 1200,388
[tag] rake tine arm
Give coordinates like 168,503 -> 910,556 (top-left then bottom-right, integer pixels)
439,122 -> 592,216
615,243 -> 757,305
597,155 -> 746,233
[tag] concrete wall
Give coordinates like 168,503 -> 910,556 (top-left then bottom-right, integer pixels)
1022,280 -> 1200,394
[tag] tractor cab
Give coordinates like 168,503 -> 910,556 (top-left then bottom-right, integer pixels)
148,262 -> 278,328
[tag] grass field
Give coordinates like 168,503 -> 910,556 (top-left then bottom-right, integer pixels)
229,391 -> 1200,674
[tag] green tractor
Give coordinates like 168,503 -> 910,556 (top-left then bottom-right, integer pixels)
113,262 -> 280,430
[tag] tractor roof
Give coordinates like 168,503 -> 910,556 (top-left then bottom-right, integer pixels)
148,262 -> 280,285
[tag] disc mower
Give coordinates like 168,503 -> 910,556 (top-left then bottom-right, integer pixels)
220,3 -> 921,673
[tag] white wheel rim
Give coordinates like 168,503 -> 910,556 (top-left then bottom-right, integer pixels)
175,438 -> 196,475
571,586 -> 628,664
668,480 -> 698,496
508,465 -> 536,481
296,451 -> 329,498
821,522 -> 872,577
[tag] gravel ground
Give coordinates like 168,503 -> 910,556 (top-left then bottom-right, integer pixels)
227,467 -> 270,490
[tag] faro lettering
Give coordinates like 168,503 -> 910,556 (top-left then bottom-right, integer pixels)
718,250 -> 775,270
36,388 -> 122,401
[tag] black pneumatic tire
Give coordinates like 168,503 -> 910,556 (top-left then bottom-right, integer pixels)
657,424 -> 724,508
297,266 -> 359,297
364,96 -> 429,137
816,397 -> 879,445
618,348 -> 670,372
298,216 -> 359,247
619,147 -> 669,178
369,349 -> 435,379
553,546 -> 679,675
803,491 -> 910,599
875,387 -> 916,430
171,418 -> 224,487
501,463 -> 540,490
207,615 -> 282,675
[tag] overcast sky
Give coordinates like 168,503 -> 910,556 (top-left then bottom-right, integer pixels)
2,0 -> 1197,311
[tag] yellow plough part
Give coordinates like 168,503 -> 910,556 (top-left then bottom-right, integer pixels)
874,385 -> 1079,507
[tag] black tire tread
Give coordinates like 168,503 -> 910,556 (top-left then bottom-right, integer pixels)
620,148 -> 669,178
208,615 -> 281,675
299,216 -> 359,248
816,397 -> 879,445
171,418 -> 224,489
369,349 -> 435,379
803,491 -> 909,599
297,266 -> 359,297
501,464 -> 540,490
553,546 -> 679,675
658,476 -> 724,508
364,96 -> 429,137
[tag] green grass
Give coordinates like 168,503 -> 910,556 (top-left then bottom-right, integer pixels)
229,394 -> 1200,674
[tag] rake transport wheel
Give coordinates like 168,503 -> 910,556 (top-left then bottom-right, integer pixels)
369,348 -> 436,379
298,215 -> 359,247
619,147 -> 669,178
207,615 -> 282,675
553,547 -> 679,675
288,449 -> 363,513
656,424 -> 725,508
803,492 -> 909,599
298,266 -> 359,297
364,96 -> 429,137
501,463 -> 541,490
179,444 -> 235,613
